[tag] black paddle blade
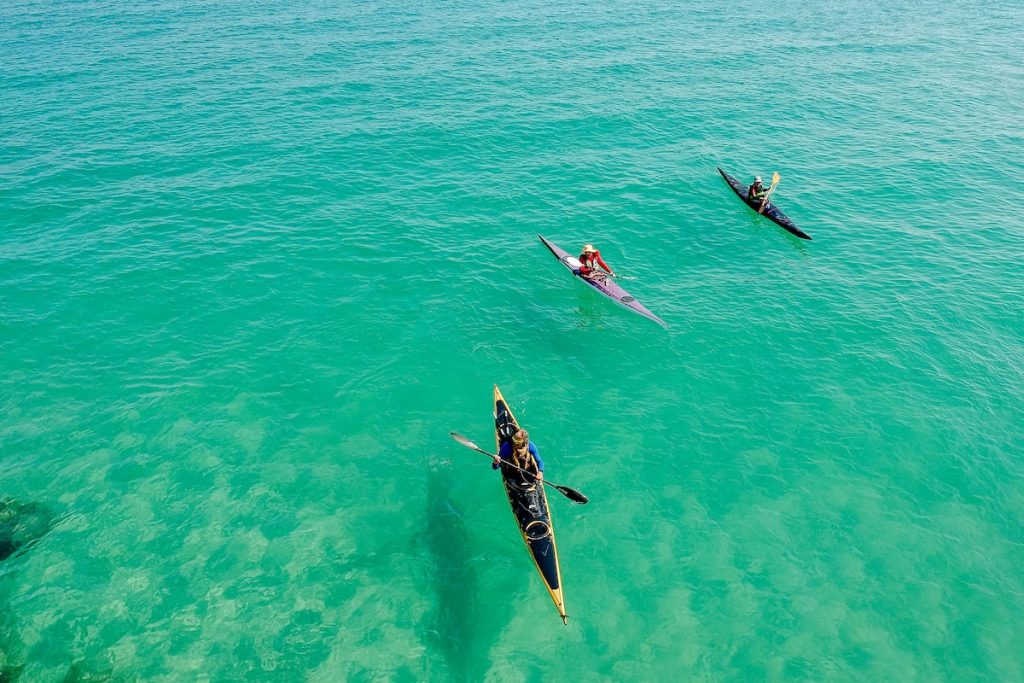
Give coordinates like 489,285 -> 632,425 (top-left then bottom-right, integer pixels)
556,485 -> 589,505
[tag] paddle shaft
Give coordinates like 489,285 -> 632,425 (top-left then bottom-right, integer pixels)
758,171 -> 781,214
464,439 -> 544,480
449,432 -> 588,504
579,267 -> 616,278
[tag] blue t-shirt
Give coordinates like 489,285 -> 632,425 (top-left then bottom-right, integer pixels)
494,441 -> 544,472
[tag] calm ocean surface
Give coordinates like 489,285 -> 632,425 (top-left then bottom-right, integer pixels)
2,0 -> 1023,680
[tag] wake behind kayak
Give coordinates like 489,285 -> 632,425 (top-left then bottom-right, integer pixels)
718,167 -> 812,240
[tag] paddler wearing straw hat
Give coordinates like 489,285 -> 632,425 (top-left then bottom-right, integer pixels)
577,244 -> 616,279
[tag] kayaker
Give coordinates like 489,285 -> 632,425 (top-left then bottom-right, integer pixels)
493,428 -> 544,483
577,244 -> 616,279
747,176 -> 768,203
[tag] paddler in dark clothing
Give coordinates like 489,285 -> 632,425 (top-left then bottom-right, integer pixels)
747,176 -> 768,203
577,244 -> 616,279
493,428 -> 544,485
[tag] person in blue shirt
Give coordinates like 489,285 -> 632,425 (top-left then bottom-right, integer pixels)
492,428 -> 544,484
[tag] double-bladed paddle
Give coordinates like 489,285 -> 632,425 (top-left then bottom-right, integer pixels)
584,271 -> 634,282
448,431 -> 589,504
758,171 -> 781,214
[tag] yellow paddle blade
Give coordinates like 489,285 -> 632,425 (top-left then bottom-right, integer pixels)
771,171 -> 781,186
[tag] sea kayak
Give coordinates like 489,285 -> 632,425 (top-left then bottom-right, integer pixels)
493,384 -> 567,624
538,235 -> 668,328
718,167 -> 812,240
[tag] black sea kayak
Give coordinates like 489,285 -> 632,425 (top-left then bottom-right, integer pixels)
718,167 -> 812,240
538,235 -> 668,328
493,384 -> 567,624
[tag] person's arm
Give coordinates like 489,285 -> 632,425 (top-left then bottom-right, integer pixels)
530,443 -> 544,479
493,442 -> 509,469
595,253 -> 615,276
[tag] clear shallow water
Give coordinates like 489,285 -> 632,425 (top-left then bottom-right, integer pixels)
2,0 -> 1023,679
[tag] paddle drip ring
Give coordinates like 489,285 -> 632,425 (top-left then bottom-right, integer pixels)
524,520 -> 550,541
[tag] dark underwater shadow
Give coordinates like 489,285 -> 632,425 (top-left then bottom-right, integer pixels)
418,466 -> 499,682
0,497 -> 55,563
1,496 -> 58,682
1,498 -> 126,682
0,580 -> 22,682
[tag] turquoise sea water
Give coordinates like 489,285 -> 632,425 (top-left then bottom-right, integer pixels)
3,0 -> 1023,679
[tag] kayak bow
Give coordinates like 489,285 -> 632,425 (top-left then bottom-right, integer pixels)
718,167 -> 812,240
538,235 -> 668,328
493,384 -> 568,624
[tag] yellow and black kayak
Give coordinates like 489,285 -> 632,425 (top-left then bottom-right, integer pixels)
492,384 -> 567,624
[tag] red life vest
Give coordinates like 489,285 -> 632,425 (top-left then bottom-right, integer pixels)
578,249 -> 611,274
